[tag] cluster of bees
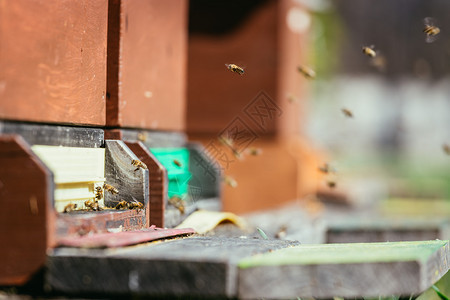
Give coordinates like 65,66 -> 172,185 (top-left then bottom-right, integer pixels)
62,158 -> 148,213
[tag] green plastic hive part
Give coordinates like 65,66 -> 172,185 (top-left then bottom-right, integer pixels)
150,148 -> 191,199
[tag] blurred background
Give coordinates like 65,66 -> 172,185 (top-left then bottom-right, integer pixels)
303,0 -> 450,200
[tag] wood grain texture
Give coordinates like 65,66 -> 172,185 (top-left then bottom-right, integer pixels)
104,141 -> 149,215
126,141 -> 167,228
107,0 -> 187,130
326,218 -> 450,244
46,236 -> 300,297
0,135 -> 55,285
0,121 -> 104,148
105,129 -> 187,148
238,240 -> 450,299
187,1 -> 278,135
56,209 -> 146,238
0,0 -> 107,125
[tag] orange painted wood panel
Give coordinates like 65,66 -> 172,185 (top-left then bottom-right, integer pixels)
107,0 -> 187,131
0,0 -> 108,125
187,1 -> 278,135
0,135 -> 54,285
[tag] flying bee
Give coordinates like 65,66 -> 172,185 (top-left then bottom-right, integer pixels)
297,65 -> 316,79
341,108 -> 353,118
103,183 -> 119,195
423,17 -> 440,43
173,159 -> 182,167
327,180 -> 337,189
287,93 -> 299,104
168,196 -> 186,214
443,143 -> 450,155
231,147 -> 243,160
223,175 -> 238,188
94,186 -> 103,200
85,199 -> 102,211
63,203 -> 77,213
247,147 -> 262,156
318,163 -> 336,174
137,132 -> 147,142
131,159 -> 148,171
225,63 -> 245,75
362,45 -> 376,58
275,225 -> 287,239
218,135 -> 234,147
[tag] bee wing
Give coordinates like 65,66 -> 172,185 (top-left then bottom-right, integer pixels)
424,17 -> 437,26
425,34 -> 439,43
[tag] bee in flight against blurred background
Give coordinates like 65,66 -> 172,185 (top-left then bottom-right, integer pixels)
173,159 -> 182,167
225,63 -> 245,75
341,108 -> 353,118
318,162 -> 336,174
223,175 -> 238,188
423,17 -> 440,43
443,143 -> 450,155
297,65 -> 316,79
362,45 -> 376,58
168,196 -> 186,214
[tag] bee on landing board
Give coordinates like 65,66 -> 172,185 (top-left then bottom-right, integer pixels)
341,108 -> 353,118
85,199 -> 102,211
128,199 -> 144,210
63,203 -> 77,213
114,200 -> 128,210
132,159 -> 148,171
362,45 -> 376,58
225,63 -> 245,75
423,17 -> 440,43
103,183 -> 119,195
297,65 -> 316,79
94,186 -> 103,200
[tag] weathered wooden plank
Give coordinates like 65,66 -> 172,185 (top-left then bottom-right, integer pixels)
107,0 -> 187,130
57,227 -> 195,248
0,135 -> 55,285
326,218 -> 450,243
0,121 -> 104,148
125,141 -> 167,228
46,236 -> 300,297
0,0 -> 107,125
238,240 -> 450,299
55,209 -> 146,238
104,140 -> 149,213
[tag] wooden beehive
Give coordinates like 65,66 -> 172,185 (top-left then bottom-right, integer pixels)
187,0 -> 323,214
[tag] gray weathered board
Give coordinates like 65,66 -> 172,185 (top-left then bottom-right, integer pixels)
326,217 -> 450,243
46,236 -> 299,298
46,236 -> 449,299
0,120 -> 103,147
238,240 -> 450,299
104,140 -> 149,210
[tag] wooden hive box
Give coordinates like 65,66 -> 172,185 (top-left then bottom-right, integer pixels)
187,0 -> 323,214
